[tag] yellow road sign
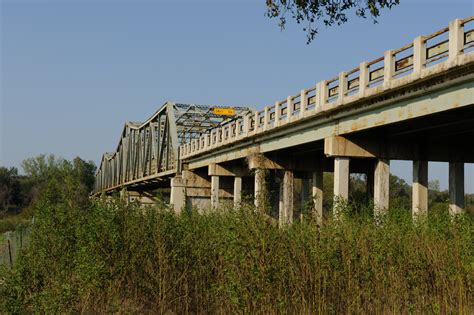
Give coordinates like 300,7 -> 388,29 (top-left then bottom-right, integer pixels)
213,108 -> 235,116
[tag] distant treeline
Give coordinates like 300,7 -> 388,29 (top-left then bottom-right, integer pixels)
0,155 -> 96,216
1,154 -> 472,224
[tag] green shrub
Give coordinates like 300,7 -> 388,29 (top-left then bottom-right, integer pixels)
1,186 -> 473,313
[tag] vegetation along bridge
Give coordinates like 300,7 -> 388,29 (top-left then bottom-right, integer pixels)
95,17 -> 474,224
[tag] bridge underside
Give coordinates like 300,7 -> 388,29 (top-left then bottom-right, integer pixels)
173,72 -> 474,223
110,67 -> 474,221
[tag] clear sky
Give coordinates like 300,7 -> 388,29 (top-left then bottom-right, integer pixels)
1,0 -> 473,192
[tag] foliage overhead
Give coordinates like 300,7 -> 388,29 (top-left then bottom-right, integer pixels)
265,0 -> 400,43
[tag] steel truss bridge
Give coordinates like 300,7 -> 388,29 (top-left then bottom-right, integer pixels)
95,102 -> 252,193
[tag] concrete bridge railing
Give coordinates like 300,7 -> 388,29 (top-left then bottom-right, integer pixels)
180,17 -> 474,160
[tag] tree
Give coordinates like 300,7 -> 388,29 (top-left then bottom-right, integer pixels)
71,157 -> 97,192
21,154 -> 62,184
0,167 -> 19,217
19,154 -> 97,207
428,180 -> 440,192
265,0 -> 400,43
389,174 -> 411,209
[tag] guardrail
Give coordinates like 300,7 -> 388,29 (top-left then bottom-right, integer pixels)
180,17 -> 474,160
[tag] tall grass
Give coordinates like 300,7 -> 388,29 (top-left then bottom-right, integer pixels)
0,187 -> 472,313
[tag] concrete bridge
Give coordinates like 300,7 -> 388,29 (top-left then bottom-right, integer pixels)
95,17 -> 474,224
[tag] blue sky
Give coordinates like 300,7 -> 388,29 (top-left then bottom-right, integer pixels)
1,0 -> 473,192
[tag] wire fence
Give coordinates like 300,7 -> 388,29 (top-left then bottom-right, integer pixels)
0,226 -> 31,268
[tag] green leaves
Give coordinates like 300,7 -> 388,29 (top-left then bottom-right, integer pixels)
265,0 -> 400,43
1,192 -> 472,313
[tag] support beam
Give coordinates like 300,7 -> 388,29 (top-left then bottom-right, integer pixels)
324,135 -> 474,163
449,162 -> 464,215
412,160 -> 428,218
248,154 -> 284,170
374,159 -> 390,217
280,170 -> 294,227
312,171 -> 323,224
333,157 -> 350,218
254,168 -> 266,212
209,163 -> 248,177
211,175 -> 220,209
170,176 -> 186,213
233,176 -> 242,207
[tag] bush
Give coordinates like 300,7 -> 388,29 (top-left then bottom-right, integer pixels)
1,187 -> 473,313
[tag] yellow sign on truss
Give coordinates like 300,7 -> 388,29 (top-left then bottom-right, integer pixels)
212,107 -> 236,116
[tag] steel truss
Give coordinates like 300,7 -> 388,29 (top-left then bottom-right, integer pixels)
94,102 -> 252,193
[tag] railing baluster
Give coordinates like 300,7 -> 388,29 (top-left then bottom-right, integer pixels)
253,111 -> 259,133
413,36 -> 426,78
286,96 -> 293,123
359,62 -> 369,97
449,18 -> 463,63
263,106 -> 269,131
300,90 -> 307,117
316,80 -> 328,108
383,50 -> 395,89
338,72 -> 347,104
244,114 -> 250,137
274,101 -> 281,127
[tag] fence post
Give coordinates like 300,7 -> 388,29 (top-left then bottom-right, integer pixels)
8,238 -> 13,268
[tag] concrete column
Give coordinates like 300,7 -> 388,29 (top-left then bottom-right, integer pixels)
366,171 -> 374,199
412,160 -> 428,218
279,179 -> 284,220
280,170 -> 294,227
120,188 -> 128,204
170,176 -> 186,213
333,157 -> 349,218
374,159 -> 390,216
254,168 -> 266,211
334,157 -> 350,212
211,175 -> 219,209
233,176 -> 242,207
312,171 -> 323,224
301,178 -> 310,215
449,162 -> 464,215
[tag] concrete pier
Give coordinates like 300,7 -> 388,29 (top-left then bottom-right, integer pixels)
254,168 -> 266,211
333,157 -> 349,217
374,159 -> 390,216
234,176 -> 242,207
280,170 -> 294,227
170,176 -> 186,213
312,171 -> 323,224
412,160 -> 428,218
449,162 -> 464,215
211,175 -> 220,208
